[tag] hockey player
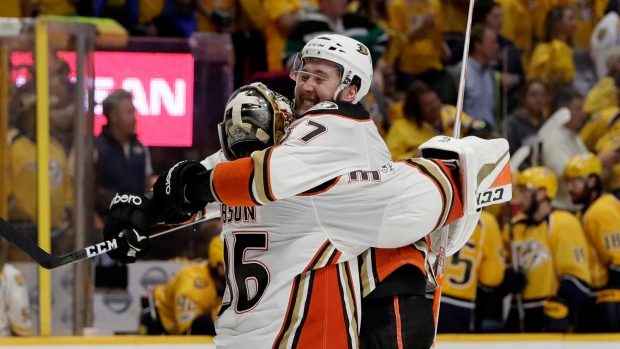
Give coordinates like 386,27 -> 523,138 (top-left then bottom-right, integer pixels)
0,239 -> 32,337
103,36 -> 511,348
505,167 -> 591,332
564,153 -> 620,332
139,236 -> 225,336
437,210 -> 506,333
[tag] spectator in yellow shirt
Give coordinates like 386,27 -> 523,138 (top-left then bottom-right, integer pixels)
385,81 -> 470,160
388,0 -> 450,93
263,0 -> 318,72
570,0 -> 607,49
499,0 -> 535,59
0,0 -> 30,17
527,5 -> 578,92
195,0 -> 234,33
33,0 -> 77,16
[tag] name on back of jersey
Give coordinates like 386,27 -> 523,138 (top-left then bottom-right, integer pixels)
220,204 -> 258,226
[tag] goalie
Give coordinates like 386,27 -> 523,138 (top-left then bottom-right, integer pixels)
102,36 -> 511,349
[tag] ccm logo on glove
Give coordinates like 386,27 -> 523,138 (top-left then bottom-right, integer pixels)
110,193 -> 143,208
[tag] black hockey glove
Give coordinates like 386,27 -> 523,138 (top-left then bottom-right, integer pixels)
103,192 -> 155,264
152,160 -> 215,224
542,296 -> 570,332
500,268 -> 528,295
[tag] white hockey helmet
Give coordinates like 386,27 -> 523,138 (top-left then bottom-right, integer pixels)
292,34 -> 373,104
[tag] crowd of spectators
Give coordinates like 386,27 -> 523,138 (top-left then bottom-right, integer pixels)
5,0 -> 620,336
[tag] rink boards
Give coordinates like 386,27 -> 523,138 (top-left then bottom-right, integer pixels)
1,334 -> 620,349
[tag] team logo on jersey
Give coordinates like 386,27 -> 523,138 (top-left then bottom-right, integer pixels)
194,277 -> 207,289
356,44 -> 369,56
15,275 -> 23,286
597,28 -> 607,40
517,240 -> 550,271
380,163 -> 394,173
309,101 -> 338,111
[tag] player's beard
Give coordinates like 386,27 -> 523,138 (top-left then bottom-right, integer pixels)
570,188 -> 591,206
295,92 -> 320,114
523,192 -> 539,218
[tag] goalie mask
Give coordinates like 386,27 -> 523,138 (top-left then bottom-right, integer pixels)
218,82 -> 294,161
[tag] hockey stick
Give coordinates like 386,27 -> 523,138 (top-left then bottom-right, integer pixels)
0,213 -> 208,270
431,0 -> 476,341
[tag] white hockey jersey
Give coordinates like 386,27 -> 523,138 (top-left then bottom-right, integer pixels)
214,160 -> 460,349
0,264 -> 32,336
202,102 -> 463,349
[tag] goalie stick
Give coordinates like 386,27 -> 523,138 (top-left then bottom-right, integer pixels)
431,0 -> 475,343
0,212 -> 207,270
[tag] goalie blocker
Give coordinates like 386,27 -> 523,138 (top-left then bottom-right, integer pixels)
419,136 -> 512,257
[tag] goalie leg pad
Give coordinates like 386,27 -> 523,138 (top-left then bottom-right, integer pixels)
419,136 -> 512,216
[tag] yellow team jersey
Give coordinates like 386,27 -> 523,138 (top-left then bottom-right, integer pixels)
527,39 -> 576,89
443,211 -> 506,302
264,0 -> 303,71
594,129 -> 620,189
385,105 -> 472,160
504,210 -> 591,303
388,0 -> 445,74
499,0 -> 535,54
137,0 -> 165,24
196,0 -> 236,32
32,0 -> 77,15
235,0 -> 267,31
583,77 -> 618,115
153,262 -> 222,335
582,193 -> 620,289
442,0 -> 468,34
7,129 -> 74,229
580,105 -> 619,151
568,0 -> 607,49
532,0 -> 574,42
0,0 -> 23,17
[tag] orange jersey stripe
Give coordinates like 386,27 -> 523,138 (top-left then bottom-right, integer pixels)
212,158 -> 259,207
294,266 -> 355,349
373,246 -> 426,283
431,159 -> 464,226
394,296 -> 404,349
303,240 -> 338,272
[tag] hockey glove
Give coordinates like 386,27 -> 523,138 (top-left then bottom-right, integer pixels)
596,289 -> 620,332
103,192 -> 155,264
500,268 -> 528,295
542,296 -> 570,332
152,160 -> 215,224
